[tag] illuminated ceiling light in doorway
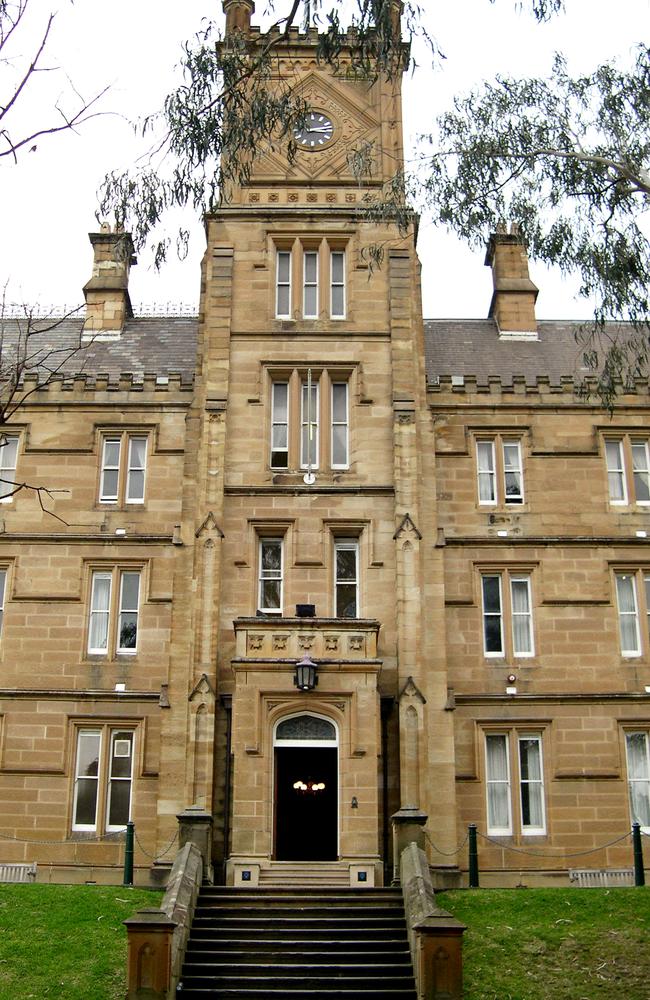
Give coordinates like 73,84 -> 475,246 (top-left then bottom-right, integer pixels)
294,654 -> 318,691
292,779 -> 326,793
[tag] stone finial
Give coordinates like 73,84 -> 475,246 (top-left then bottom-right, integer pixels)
485,225 -> 539,338
223,0 -> 255,35
83,227 -> 136,336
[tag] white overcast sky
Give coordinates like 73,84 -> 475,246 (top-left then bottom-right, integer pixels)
0,0 -> 644,318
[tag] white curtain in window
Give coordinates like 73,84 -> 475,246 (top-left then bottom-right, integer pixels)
511,578 -> 532,654
89,574 -> 111,651
632,443 -> 650,503
605,441 -> 625,501
616,574 -> 640,653
626,733 -> 650,828
486,735 -> 511,831
477,442 -> 495,503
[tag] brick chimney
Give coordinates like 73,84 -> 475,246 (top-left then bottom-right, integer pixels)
83,224 -> 136,337
222,0 -> 255,35
485,224 -> 538,339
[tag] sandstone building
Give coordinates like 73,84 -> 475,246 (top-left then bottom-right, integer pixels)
0,3 -> 648,888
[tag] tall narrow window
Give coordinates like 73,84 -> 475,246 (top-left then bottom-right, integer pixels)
477,441 -> 496,504
632,441 -> 650,504
511,576 -> 533,655
72,727 -> 136,834
106,731 -> 134,830
303,251 -> 319,318
126,438 -> 147,503
331,383 -> 349,468
0,435 -> 19,500
259,539 -> 283,614
518,736 -> 545,833
616,573 -> 641,655
485,734 -> 512,834
88,572 -> 112,654
270,383 -> 289,469
503,441 -> 523,504
605,440 -> 627,503
118,572 -> 140,652
0,568 -> 6,636
72,730 -> 101,831
334,540 -> 359,618
301,380 -> 319,469
100,439 -> 121,502
330,250 -> 346,319
482,575 -> 503,655
276,250 -> 292,318
99,434 -> 148,504
626,732 -> 650,831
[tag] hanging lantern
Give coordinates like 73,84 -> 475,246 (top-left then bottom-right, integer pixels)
294,654 -> 318,691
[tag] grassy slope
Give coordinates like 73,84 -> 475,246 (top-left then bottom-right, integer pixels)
0,884 -> 161,1000
2,884 -> 649,1000
437,887 -> 650,1000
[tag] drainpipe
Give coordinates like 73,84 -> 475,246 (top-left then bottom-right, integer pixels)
381,696 -> 394,885
221,694 -> 233,885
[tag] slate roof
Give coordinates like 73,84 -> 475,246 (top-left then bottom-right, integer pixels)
423,319 -> 600,388
1,316 -> 198,385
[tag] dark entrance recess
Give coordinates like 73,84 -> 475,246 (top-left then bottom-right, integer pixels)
275,746 -> 338,861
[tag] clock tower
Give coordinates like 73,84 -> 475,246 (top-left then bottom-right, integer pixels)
159,0 -> 458,886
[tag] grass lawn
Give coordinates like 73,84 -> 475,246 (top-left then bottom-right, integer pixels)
0,883 -> 162,1000
437,887 -> 650,1000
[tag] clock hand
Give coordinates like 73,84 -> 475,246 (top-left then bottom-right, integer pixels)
306,127 -> 332,134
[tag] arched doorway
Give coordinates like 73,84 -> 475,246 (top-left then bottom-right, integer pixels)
273,713 -> 338,861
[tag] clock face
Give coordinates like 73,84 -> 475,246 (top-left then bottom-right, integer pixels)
294,112 -> 334,149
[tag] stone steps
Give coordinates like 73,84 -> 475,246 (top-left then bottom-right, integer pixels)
178,887 -> 416,999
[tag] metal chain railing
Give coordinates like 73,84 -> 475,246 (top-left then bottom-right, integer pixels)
134,827 -> 178,861
477,828 -> 632,859
0,828 -> 126,846
424,829 -> 469,857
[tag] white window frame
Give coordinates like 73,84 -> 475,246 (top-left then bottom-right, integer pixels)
303,250 -> 319,319
510,576 -> 534,657
485,733 -> 513,835
334,539 -> 359,618
72,727 -> 135,834
88,568 -> 142,657
330,382 -> 349,469
330,249 -> 346,319
106,730 -> 134,832
72,729 -> 102,832
625,731 -> 650,833
0,568 -> 6,636
270,382 -> 290,469
605,439 -> 627,505
300,379 -> 320,470
125,437 -> 147,504
481,574 -> 504,656
258,538 -> 283,614
88,571 -> 112,654
517,734 -> 546,835
615,572 -> 641,657
0,435 -> 19,502
117,571 -> 140,654
631,440 -> 650,505
276,250 -> 292,319
99,438 -> 121,503
477,440 -> 496,505
99,434 -> 147,505
502,440 -> 524,505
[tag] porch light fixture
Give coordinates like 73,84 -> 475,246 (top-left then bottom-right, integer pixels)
293,779 -> 326,793
294,654 -> 318,691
